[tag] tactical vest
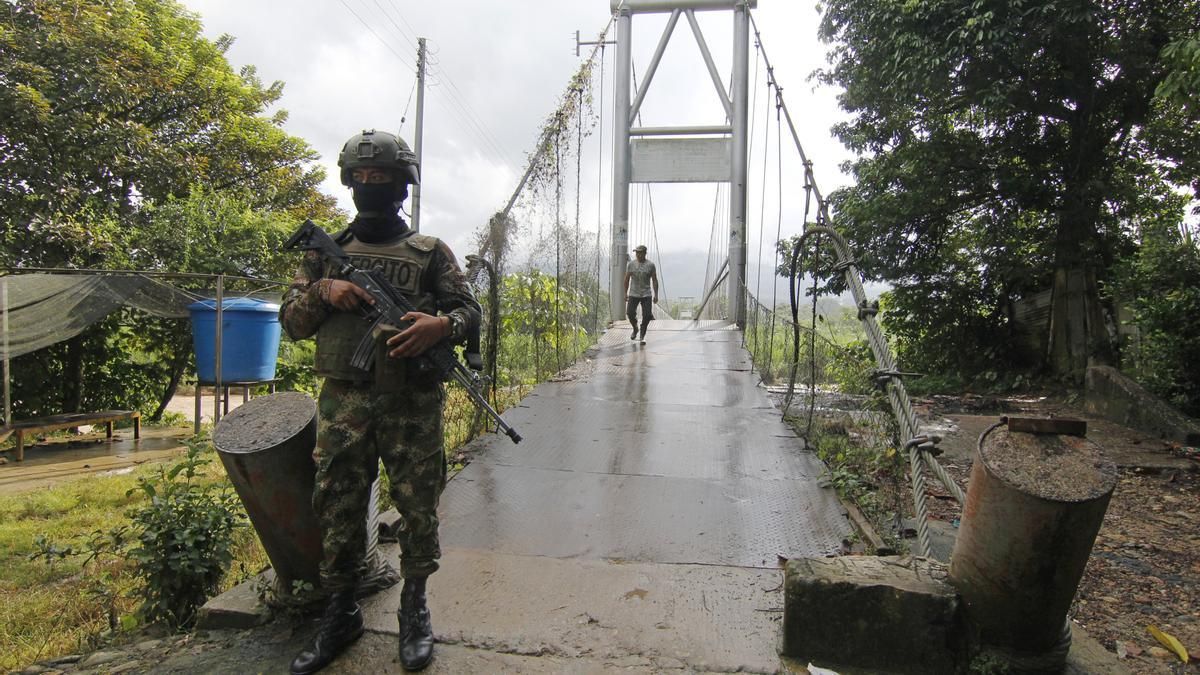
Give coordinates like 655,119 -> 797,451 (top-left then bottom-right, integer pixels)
315,231 -> 441,390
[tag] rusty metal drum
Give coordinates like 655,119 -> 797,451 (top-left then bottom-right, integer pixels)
949,418 -> 1117,672
213,391 -> 323,592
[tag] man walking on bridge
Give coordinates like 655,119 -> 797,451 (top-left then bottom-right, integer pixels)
624,244 -> 659,344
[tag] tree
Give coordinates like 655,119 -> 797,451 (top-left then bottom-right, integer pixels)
1113,216 -> 1200,416
818,0 -> 1200,378
0,0 -> 341,418
0,0 -> 338,252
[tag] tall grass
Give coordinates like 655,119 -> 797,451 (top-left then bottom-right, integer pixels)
0,453 -> 267,672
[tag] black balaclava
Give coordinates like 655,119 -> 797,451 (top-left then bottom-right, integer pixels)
350,180 -> 409,243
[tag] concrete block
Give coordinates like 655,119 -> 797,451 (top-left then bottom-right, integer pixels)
1085,365 -> 1200,445
783,556 -> 966,674
196,575 -> 273,630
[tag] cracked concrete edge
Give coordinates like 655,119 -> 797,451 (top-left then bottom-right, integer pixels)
196,574 -> 273,630
198,565 -> 1129,674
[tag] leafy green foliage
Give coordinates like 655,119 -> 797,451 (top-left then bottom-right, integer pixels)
1113,222 -> 1200,416
123,440 -> 245,629
1156,36 -> 1200,112
0,0 -> 335,241
0,0 -> 340,420
498,270 -> 594,385
276,339 -> 319,397
5,449 -> 266,668
825,339 -> 877,396
818,0 -> 1200,377
798,413 -> 905,552
28,440 -> 247,631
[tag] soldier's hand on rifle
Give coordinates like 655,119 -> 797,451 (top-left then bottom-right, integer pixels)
324,280 -> 376,311
386,312 -> 451,358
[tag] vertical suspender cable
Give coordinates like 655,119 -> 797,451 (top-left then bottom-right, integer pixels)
595,45 -> 606,333
574,86 -> 583,360
647,188 -> 666,308
766,92 -> 785,380
751,44 -> 768,365
554,124 -> 563,371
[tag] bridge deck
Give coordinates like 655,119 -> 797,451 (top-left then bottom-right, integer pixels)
440,319 -> 848,566
362,320 -> 852,671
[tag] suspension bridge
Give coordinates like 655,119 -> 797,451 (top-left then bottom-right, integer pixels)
299,0 -> 959,670
193,1 -> 974,671
455,0 -> 960,566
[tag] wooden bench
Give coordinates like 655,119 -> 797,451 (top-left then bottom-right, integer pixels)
0,410 -> 141,462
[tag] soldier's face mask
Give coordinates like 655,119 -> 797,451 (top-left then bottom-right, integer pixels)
352,180 -> 400,214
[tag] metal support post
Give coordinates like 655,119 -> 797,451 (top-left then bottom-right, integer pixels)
610,8 -> 633,322
575,29 -> 616,57
612,0 -> 757,11
728,1 -> 750,326
213,274 -> 224,425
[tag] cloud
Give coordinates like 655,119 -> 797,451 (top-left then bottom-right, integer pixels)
182,0 -> 854,298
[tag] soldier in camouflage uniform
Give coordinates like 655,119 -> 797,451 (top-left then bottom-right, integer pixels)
280,129 -> 480,674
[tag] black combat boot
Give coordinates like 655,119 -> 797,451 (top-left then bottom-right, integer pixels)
397,576 -> 434,671
290,591 -> 365,675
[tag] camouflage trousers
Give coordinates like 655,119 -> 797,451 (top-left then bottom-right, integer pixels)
313,378 -> 447,591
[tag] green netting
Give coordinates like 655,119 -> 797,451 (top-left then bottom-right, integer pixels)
0,274 -> 199,360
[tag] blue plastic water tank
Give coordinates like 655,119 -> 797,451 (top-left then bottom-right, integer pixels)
189,298 -> 282,383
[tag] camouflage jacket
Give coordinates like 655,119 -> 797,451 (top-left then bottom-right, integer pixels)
279,228 -> 480,383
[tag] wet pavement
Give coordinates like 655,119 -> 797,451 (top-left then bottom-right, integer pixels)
7,321 -> 851,673
439,319 -> 849,565
170,320 -> 852,673
347,320 -> 848,671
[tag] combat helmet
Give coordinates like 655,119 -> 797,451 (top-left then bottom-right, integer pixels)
338,129 -> 420,187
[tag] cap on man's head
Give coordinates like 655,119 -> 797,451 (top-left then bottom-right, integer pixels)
634,245 -> 648,252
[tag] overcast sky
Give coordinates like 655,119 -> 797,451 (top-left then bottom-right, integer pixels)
181,0 -> 855,298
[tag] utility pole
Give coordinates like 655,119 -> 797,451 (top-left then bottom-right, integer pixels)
412,37 -> 427,233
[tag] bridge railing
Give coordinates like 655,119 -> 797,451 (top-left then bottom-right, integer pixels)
742,288 -> 837,387
443,264 -> 611,450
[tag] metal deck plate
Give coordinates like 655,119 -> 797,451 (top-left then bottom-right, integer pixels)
532,369 -> 769,408
475,396 -> 826,480
440,463 -> 847,566
441,323 -> 851,569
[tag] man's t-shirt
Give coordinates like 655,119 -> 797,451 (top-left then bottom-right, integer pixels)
626,259 -> 656,298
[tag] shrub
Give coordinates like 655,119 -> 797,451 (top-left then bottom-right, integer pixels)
124,439 -> 246,628
1114,221 -> 1200,416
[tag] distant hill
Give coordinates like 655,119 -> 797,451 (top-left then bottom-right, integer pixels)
653,249 -> 888,309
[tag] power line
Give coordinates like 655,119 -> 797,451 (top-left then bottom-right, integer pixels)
335,0 -> 521,174
336,0 -> 417,72
370,0 -> 419,52
422,44 -> 524,169
383,0 -> 423,47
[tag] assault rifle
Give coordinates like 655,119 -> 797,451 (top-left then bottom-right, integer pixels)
283,219 -> 522,443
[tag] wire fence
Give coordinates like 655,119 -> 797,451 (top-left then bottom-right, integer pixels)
728,230 -> 964,559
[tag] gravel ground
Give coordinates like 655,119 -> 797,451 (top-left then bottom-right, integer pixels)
918,395 -> 1200,674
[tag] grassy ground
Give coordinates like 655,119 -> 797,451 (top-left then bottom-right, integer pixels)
0,387 -> 526,672
782,405 -> 910,554
0,447 -> 268,672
